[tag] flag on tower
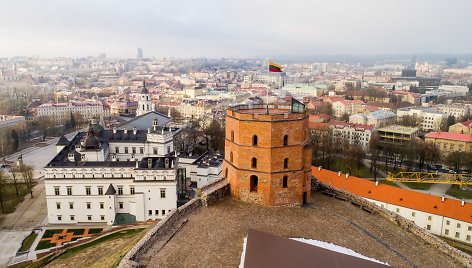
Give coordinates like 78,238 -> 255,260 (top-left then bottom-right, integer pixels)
268,61 -> 283,73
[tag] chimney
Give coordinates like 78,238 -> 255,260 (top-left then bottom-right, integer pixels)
375,180 -> 379,186
124,128 -> 128,134
113,127 -> 116,134
441,195 -> 445,202
148,128 -> 151,134
165,158 -> 170,168
133,128 -> 137,135
345,173 -> 349,178
135,159 -> 139,168
338,171 -> 341,177
318,166 -> 321,171
147,158 -> 152,168
461,200 -> 465,206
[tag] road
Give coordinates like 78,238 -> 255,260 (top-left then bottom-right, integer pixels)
0,131 -> 78,266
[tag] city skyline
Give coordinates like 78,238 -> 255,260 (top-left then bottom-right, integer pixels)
1,0 -> 471,58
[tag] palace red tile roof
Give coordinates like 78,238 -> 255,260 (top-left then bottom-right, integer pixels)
312,167 -> 472,224
425,132 -> 472,142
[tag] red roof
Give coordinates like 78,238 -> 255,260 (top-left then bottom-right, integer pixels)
461,119 -> 472,128
312,167 -> 472,224
425,132 -> 472,142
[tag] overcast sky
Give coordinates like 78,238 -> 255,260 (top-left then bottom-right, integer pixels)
1,0 -> 471,58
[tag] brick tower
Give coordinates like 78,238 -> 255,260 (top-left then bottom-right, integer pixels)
223,103 -> 312,206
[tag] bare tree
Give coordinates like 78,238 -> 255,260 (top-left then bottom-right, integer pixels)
17,164 -> 34,198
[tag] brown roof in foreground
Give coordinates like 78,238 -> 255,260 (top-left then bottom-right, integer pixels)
244,229 -> 389,268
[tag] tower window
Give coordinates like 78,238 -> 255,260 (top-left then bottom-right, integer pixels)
283,135 -> 288,146
251,158 -> 257,169
225,168 -> 228,178
284,158 -> 288,169
283,176 -> 288,188
230,152 -> 233,163
250,175 -> 258,192
231,130 -> 234,142
252,135 -> 258,146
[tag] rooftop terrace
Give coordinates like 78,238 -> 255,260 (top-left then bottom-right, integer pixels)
138,194 -> 461,268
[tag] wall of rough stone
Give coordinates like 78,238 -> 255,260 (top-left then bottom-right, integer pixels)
317,183 -> 472,267
118,179 -> 230,268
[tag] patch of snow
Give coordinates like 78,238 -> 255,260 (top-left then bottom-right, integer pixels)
291,238 -> 389,266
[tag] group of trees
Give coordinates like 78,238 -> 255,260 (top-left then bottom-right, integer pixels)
0,163 -> 34,214
0,128 -> 20,159
174,118 -> 225,154
310,130 -> 366,176
369,137 -> 441,175
311,130 -> 450,179
445,151 -> 472,173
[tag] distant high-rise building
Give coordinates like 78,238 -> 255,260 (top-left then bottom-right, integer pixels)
137,47 -> 143,59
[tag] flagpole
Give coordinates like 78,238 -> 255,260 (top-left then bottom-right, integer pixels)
266,59 -> 269,114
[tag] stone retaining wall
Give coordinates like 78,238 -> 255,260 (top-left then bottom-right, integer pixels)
318,183 -> 472,267
119,179 -> 230,268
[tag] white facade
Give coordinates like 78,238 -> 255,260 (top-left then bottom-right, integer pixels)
365,197 -> 472,246
37,101 -> 110,121
330,122 -> 373,148
349,110 -> 397,128
397,107 -> 447,131
175,104 -> 211,119
436,104 -> 470,120
332,100 -> 364,117
137,87 -> 155,116
45,163 -> 178,225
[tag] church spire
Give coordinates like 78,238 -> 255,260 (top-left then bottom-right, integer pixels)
141,79 -> 148,94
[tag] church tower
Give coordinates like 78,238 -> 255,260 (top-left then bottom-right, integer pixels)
137,80 -> 154,116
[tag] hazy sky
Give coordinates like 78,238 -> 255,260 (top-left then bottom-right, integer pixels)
1,0 -> 471,58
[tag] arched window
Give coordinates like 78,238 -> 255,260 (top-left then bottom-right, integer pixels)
284,158 -> 288,169
283,135 -> 288,146
283,176 -> 288,188
230,152 -> 233,163
231,130 -> 234,142
251,158 -> 257,169
250,175 -> 258,192
252,135 -> 258,146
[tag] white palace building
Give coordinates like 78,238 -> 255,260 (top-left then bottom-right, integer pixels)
44,82 -> 222,225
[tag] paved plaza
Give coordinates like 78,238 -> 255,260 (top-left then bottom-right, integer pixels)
0,230 -> 31,267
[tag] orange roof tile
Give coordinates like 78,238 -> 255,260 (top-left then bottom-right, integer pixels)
425,132 -> 472,142
312,167 -> 472,224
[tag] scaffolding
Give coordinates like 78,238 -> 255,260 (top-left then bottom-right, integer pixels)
386,171 -> 472,187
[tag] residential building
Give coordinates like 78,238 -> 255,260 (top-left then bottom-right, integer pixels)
37,101 -> 110,121
282,83 -> 324,97
436,104 -> 469,120
332,100 -> 364,117
397,107 -> 446,131
314,168 -> 472,247
0,115 -> 26,130
349,110 -> 396,128
223,102 -> 312,206
329,120 -> 373,148
449,119 -> 472,134
376,125 -> 420,145
425,132 -> 472,154
175,104 -> 211,119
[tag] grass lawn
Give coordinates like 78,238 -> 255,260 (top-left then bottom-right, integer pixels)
88,228 -> 103,234
42,229 -> 63,239
1,183 -> 31,214
67,229 -> 85,236
446,185 -> 472,200
36,240 -> 55,251
43,228 -> 146,268
314,158 -> 377,178
379,180 -> 400,188
19,231 -> 38,252
402,182 -> 432,191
